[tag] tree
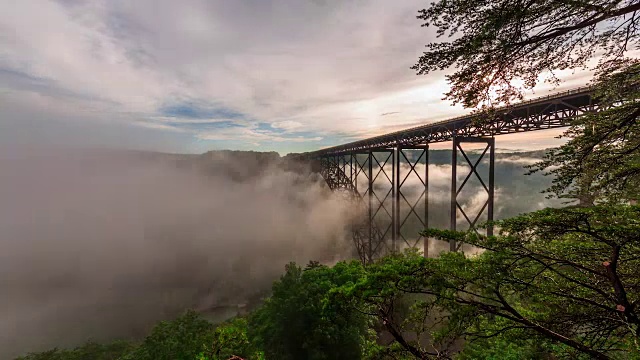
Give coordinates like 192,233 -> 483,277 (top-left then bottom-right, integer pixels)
416,25 -> 640,353
412,0 -> 640,203
15,312 -> 261,360
15,341 -> 134,360
421,205 -> 640,359
331,251 -> 459,360
412,0 -> 640,108
528,61 -> 640,202
206,317 -> 256,360
249,261 -> 374,360
123,310 -> 214,360
333,205 -> 640,359
456,328 -> 562,360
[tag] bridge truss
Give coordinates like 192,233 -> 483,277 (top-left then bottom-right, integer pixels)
305,87 -> 595,262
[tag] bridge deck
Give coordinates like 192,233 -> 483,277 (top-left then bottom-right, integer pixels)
308,87 -> 593,157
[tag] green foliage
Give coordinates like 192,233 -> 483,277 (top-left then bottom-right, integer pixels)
458,331 -> 571,360
330,204 -> 640,359
123,310 -> 214,360
421,205 -> 640,359
528,60 -> 640,203
15,311 -> 268,360
408,3 -> 640,355
249,261 -> 374,360
15,341 -> 134,360
331,250 -> 455,359
205,317 -> 255,360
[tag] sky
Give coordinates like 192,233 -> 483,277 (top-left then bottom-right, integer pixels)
0,0 -> 595,155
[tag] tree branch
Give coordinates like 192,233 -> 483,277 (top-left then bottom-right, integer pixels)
516,2 -> 640,47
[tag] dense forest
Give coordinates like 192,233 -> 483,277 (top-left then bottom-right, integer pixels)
14,0 -> 640,359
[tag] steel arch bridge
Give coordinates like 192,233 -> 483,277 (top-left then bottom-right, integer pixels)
299,87 -> 597,263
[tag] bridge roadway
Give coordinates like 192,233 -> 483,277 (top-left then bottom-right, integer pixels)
301,86 -> 596,263
307,86 -> 593,157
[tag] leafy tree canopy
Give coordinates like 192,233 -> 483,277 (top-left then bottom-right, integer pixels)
420,205 -> 640,359
123,310 -> 214,360
528,61 -> 640,202
413,0 -> 640,107
15,341 -> 134,360
413,0 -> 640,203
249,261 -> 375,360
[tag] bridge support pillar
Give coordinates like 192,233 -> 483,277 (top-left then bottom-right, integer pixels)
317,147 -> 432,261
368,151 -> 373,263
395,145 -> 430,256
366,150 -> 395,261
450,137 -> 495,251
315,138 -> 496,259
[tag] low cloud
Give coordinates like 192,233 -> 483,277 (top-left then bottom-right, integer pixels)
271,120 -> 303,131
0,147 -> 352,358
342,156 -> 557,257
496,155 -> 541,166
196,125 -> 323,144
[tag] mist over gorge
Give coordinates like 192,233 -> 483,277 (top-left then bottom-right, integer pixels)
0,146 -> 555,358
0,147 -> 353,358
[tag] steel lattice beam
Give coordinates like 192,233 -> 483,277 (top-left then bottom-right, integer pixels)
308,87 -> 598,261
304,87 -> 593,157
450,137 -> 495,251
396,146 -> 429,255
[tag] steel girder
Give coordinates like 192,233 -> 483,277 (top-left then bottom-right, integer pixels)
305,87 -> 593,157
308,87 -> 602,259
396,146 -> 429,256
449,137 -> 495,251
316,146 -> 433,261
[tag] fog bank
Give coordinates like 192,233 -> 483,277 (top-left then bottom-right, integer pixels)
0,147 -> 353,358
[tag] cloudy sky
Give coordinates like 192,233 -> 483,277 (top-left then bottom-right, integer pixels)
0,0 -> 594,154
